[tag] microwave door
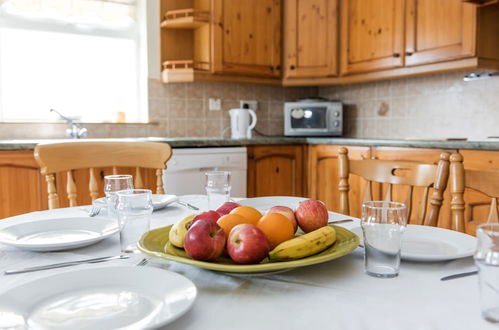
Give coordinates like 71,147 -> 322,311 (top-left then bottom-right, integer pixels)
290,107 -> 328,129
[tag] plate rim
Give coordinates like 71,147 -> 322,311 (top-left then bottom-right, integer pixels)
0,265 -> 197,329
0,217 -> 119,250
138,224 -> 359,273
352,224 -> 476,261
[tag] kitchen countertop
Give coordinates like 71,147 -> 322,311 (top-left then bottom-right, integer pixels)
1,136 -> 499,151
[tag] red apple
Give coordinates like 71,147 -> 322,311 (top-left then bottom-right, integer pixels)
192,210 -> 221,224
227,224 -> 269,264
266,206 -> 297,232
184,220 -> 226,261
295,199 -> 329,233
216,201 -> 240,215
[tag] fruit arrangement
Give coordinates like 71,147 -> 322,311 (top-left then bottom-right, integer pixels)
168,199 -> 336,265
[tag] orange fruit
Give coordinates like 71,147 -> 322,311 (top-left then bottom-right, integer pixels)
256,212 -> 295,249
229,206 -> 262,225
217,213 -> 252,237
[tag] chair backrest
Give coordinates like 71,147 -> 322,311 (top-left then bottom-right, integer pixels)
450,153 -> 499,232
34,141 -> 172,209
338,147 -> 453,229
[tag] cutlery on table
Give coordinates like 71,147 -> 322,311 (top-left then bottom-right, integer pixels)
136,258 -> 149,267
4,255 -> 130,275
88,206 -> 101,217
440,270 -> 478,281
176,201 -> 200,210
328,219 -> 354,224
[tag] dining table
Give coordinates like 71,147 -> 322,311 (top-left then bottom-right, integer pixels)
0,195 -> 491,330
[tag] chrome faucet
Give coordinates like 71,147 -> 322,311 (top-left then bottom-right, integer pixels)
50,109 -> 88,139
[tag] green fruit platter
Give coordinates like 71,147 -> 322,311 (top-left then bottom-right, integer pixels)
138,224 -> 359,274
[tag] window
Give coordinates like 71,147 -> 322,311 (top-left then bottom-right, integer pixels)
0,0 -> 145,123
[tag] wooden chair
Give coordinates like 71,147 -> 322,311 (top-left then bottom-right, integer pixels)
450,153 -> 499,234
34,141 -> 172,209
337,147 -> 453,230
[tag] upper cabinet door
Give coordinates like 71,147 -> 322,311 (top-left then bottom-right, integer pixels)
405,0 -> 476,67
212,0 -> 281,77
284,0 -> 338,78
340,0 -> 405,75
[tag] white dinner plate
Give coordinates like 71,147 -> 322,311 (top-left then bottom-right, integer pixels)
351,225 -> 476,262
238,196 -> 308,212
94,194 -> 178,211
0,266 -> 197,330
0,217 -> 119,252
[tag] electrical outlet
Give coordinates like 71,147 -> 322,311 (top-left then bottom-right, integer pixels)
240,100 -> 258,111
208,98 -> 221,111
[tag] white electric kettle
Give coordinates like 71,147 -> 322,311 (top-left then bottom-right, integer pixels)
229,108 -> 257,139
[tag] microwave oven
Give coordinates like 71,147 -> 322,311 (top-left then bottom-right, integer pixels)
284,100 -> 343,136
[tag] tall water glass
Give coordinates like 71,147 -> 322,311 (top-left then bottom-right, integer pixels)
361,201 -> 407,278
104,175 -> 133,218
205,171 -> 231,210
475,223 -> 499,323
116,189 -> 153,253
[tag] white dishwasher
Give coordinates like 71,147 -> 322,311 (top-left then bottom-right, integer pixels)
163,147 -> 247,197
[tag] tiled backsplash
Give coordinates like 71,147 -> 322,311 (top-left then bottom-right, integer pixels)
319,70 -> 499,139
147,79 -> 316,138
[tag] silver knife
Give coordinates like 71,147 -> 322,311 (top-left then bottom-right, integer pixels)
176,201 -> 200,210
4,255 -> 130,275
328,219 -> 354,224
440,270 -> 478,281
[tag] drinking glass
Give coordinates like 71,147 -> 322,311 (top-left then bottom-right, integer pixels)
116,189 -> 153,253
104,175 -> 133,218
475,223 -> 499,323
205,171 -> 231,210
361,201 -> 407,278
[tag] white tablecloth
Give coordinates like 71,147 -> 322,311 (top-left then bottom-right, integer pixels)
0,195 -> 491,330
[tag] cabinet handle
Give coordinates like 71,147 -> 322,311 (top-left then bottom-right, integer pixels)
405,51 -> 413,56
392,53 -> 400,58
275,65 -> 281,71
290,65 -> 296,70
248,153 -> 254,159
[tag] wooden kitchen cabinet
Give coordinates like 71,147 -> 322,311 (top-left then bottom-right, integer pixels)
283,0 -> 338,78
307,145 -> 370,218
457,149 -> 499,235
0,151 -> 47,219
340,0 -> 405,75
212,0 -> 281,77
247,145 -> 304,198
405,0 -> 476,67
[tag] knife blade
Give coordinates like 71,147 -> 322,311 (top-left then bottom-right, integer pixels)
4,255 -> 130,275
176,201 -> 200,210
440,270 -> 478,281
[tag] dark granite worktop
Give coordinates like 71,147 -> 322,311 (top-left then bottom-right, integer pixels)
1,137 -> 499,151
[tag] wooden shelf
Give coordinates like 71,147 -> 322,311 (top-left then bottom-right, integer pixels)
161,60 -> 210,83
161,9 -> 210,29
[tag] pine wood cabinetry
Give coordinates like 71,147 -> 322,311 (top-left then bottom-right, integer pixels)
247,145 -> 304,198
0,151 -> 47,219
405,0 -> 476,67
456,149 -> 499,235
212,0 -> 281,77
340,0 -> 405,75
283,0 -> 338,78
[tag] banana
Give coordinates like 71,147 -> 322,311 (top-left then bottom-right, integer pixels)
169,214 -> 196,248
268,225 -> 336,261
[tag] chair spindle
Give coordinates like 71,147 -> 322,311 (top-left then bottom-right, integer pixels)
46,174 -> 60,210
66,170 -> 77,207
89,168 -> 99,201
135,167 -> 144,189
156,169 -> 165,194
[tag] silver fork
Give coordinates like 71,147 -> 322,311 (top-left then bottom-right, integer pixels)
88,206 -> 101,217
136,258 -> 149,267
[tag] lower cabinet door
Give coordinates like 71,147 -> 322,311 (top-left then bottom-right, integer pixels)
247,145 -> 304,197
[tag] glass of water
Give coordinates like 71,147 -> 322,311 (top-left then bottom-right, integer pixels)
104,175 -> 133,218
205,171 -> 231,210
361,201 -> 407,278
116,189 -> 153,254
475,223 -> 499,323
